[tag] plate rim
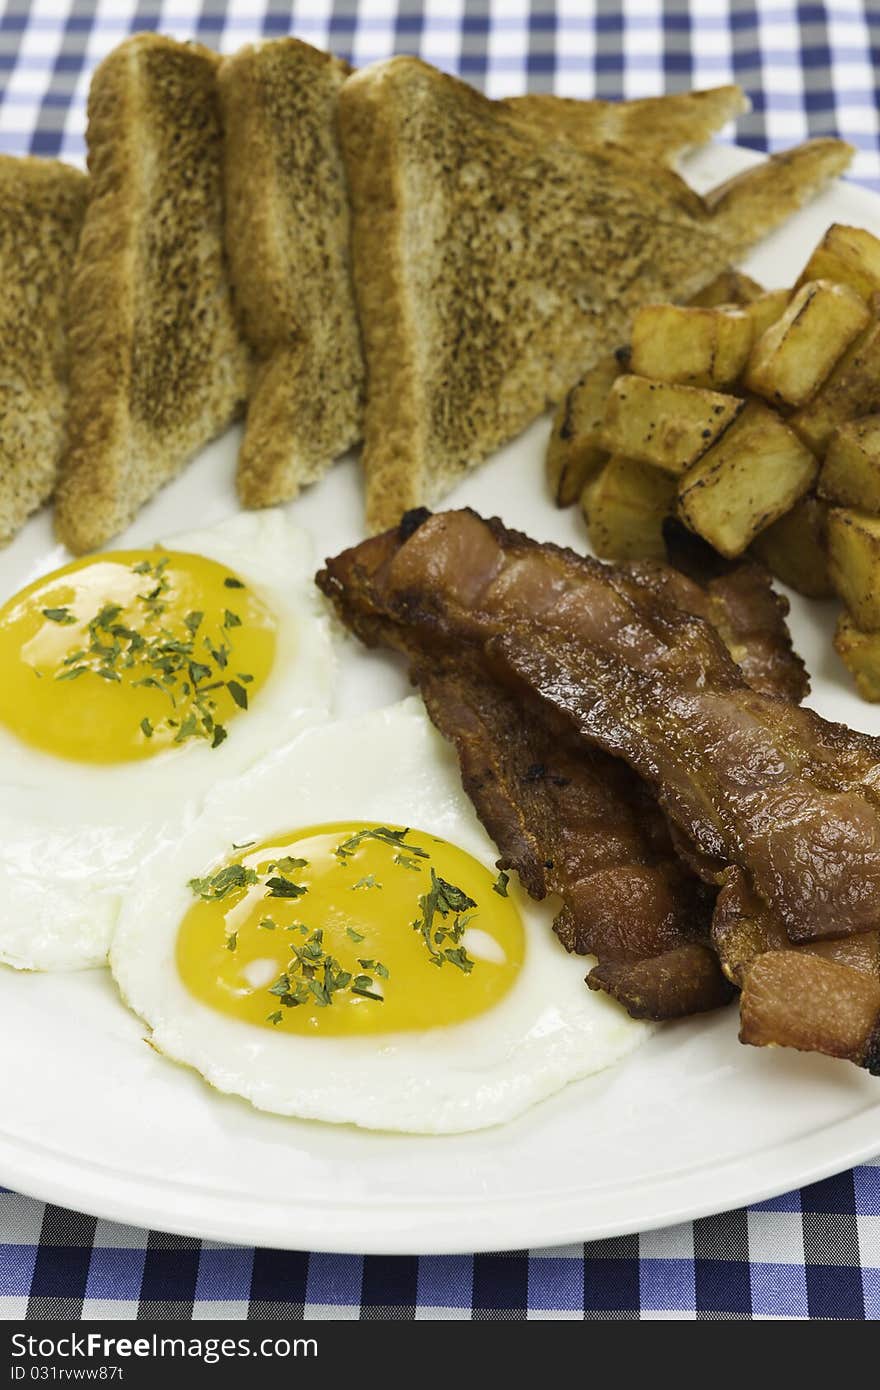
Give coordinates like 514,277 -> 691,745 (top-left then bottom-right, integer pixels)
0,1105 -> 878,1253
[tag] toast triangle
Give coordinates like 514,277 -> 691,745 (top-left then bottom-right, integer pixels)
220,42 -> 743,512
339,57 -> 851,532
0,156 -> 86,545
219,38 -> 362,510
55,35 -> 251,554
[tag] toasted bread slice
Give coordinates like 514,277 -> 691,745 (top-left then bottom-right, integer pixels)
219,38 -> 361,509
339,58 -> 851,532
55,35 -> 250,554
505,85 -> 748,162
0,157 -> 86,545
220,43 -> 741,511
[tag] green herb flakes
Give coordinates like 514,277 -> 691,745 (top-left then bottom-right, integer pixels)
412,869 -> 477,973
335,826 -> 429,863
265,875 -> 307,900
492,870 -> 510,898
189,863 -> 259,901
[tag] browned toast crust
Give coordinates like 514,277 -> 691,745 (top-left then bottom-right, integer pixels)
0,157 -> 86,545
506,85 -> 748,161
219,38 -> 362,510
55,35 -> 250,554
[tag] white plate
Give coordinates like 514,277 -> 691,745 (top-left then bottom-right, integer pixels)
1,144 -> 879,1254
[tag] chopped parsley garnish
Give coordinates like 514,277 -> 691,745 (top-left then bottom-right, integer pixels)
49,556 -> 254,751
188,863 -> 259,901
265,927 -> 389,1019
412,869 -> 477,973
358,958 -> 390,979
42,606 -> 76,625
492,870 -> 510,898
265,875 -> 307,900
393,852 -> 423,871
224,577 -> 246,589
191,829 -> 488,1028
334,826 -> 429,863
352,874 -> 380,891
227,680 -> 248,710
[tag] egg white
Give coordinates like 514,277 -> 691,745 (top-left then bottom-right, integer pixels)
110,699 -> 648,1134
0,511 -> 335,971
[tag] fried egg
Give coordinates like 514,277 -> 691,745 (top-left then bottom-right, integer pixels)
110,699 -> 647,1134
0,511 -> 334,971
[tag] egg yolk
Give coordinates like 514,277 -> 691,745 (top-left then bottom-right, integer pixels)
176,823 -> 525,1036
0,550 -> 277,764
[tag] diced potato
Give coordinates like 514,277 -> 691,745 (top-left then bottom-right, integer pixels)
630,304 -> 753,389
796,223 -> 880,302
601,375 -> 744,474
751,494 -> 835,598
545,352 -> 624,506
688,270 -> 764,307
790,313 -> 880,455
740,288 -> 792,341
677,401 -> 818,558
826,507 -> 880,629
583,455 -> 676,562
744,279 -> 870,408
834,613 -> 880,701
818,415 -> 880,514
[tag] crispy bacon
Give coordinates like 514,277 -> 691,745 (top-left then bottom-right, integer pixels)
623,557 -> 809,704
318,510 -> 803,1021
318,508 -> 880,1070
415,657 -> 728,1019
321,508 -> 863,944
741,953 -> 880,1070
713,869 -> 880,1071
493,613 -> 880,946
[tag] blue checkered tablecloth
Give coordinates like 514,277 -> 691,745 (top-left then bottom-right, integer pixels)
1,0 -> 879,1322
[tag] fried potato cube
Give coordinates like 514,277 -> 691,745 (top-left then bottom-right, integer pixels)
796,223 -> 880,302
677,401 -> 817,558
744,279 -> 870,408
818,415 -> 880,514
827,507 -> 880,629
630,304 -> 753,389
688,270 -> 764,307
601,375 -> 744,475
751,493 -> 834,598
834,612 -> 880,701
583,455 -> 676,563
790,313 -> 880,455
545,352 -> 624,506
741,288 -> 792,341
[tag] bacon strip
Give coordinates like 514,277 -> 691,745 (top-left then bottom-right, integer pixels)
318,510 -> 802,1021
493,615 -> 880,946
415,657 -> 729,1019
318,509 -> 880,1069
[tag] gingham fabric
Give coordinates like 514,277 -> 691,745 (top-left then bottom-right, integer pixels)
1,1170 -> 879,1319
0,0 -> 879,1322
